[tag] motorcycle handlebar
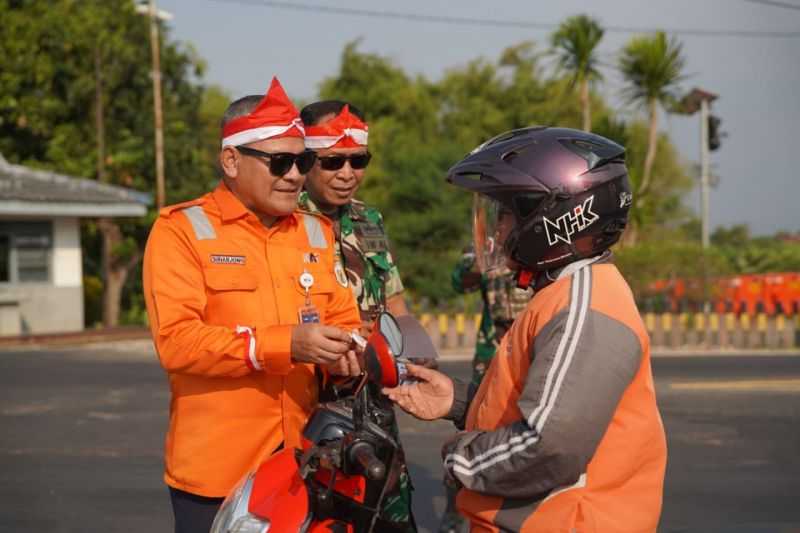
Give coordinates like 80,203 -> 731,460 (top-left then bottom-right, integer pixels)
348,441 -> 386,481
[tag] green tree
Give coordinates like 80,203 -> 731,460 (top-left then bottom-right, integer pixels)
617,120 -> 693,234
316,40 -> 692,306
550,15 -> 605,132
0,0 -> 221,326
714,231 -> 800,274
437,42 -> 586,144
711,224 -> 750,247
318,42 -> 470,305
618,31 -> 686,203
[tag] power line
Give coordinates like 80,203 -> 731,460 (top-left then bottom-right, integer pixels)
742,0 -> 800,11
210,0 -> 800,38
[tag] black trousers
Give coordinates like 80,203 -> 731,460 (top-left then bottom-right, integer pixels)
169,487 -> 224,533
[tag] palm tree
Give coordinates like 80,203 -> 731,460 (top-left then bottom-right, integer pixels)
619,31 -> 686,199
550,15 -> 605,132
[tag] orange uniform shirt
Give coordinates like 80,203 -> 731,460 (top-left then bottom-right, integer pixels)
143,183 -> 361,497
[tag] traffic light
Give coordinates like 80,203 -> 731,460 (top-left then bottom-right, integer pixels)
708,114 -> 722,151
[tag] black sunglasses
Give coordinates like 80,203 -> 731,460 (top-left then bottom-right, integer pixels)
236,146 -> 318,176
317,151 -> 372,171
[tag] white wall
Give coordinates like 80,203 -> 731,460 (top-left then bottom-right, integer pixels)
52,217 -> 82,288
0,217 -> 85,334
17,286 -> 83,334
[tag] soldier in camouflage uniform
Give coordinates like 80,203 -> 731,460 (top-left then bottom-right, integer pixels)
299,100 -> 415,531
298,192 -> 406,317
452,247 -> 532,384
439,247 -> 532,533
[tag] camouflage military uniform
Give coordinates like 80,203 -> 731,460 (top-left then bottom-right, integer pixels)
451,252 -> 532,386
298,192 -> 404,322
298,191 -> 414,530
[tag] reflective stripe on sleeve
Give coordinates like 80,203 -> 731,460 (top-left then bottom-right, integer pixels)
302,214 -> 328,249
183,206 -> 217,240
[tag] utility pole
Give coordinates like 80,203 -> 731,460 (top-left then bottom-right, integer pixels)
149,0 -> 165,210
136,1 -> 173,210
680,88 -> 718,250
679,88 -> 720,249
679,88 -> 719,345
94,47 -> 106,184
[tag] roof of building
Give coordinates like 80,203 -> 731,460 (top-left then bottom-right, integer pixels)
0,154 -> 150,217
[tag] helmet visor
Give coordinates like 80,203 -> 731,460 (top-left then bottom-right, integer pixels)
472,194 -> 516,274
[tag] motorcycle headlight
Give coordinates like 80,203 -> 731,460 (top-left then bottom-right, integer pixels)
210,472 -> 270,533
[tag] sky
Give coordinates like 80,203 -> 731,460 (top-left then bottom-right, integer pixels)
157,0 -> 800,236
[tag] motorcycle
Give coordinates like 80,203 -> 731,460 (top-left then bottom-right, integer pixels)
210,313 -> 437,533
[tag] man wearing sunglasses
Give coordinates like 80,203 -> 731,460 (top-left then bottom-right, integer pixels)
143,79 -> 362,533
299,101 -> 407,321
299,101 -> 418,531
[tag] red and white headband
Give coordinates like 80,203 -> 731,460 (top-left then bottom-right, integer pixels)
304,105 -> 368,150
221,77 -> 304,147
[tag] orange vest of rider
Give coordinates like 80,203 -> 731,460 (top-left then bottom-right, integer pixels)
457,263 -> 667,533
143,183 -> 360,497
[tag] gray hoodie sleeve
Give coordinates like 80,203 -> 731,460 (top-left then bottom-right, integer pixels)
445,378 -> 478,430
442,266 -> 643,499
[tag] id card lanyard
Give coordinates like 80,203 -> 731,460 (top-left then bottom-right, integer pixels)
297,270 -> 321,323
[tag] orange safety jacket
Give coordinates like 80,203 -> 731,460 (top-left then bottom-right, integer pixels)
445,257 -> 667,532
143,183 -> 361,497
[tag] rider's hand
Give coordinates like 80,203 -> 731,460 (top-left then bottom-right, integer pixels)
382,363 -> 454,420
290,324 -> 352,365
407,357 -> 438,370
324,349 -> 362,377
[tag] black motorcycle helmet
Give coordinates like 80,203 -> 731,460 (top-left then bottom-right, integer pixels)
447,127 -> 631,283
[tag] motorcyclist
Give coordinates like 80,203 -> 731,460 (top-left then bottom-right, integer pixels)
384,127 -> 667,532
441,250 -> 531,533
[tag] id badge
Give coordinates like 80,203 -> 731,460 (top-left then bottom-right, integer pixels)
298,304 -> 321,324
297,269 -> 320,323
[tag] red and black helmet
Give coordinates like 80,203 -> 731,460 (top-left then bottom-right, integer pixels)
447,126 -> 632,274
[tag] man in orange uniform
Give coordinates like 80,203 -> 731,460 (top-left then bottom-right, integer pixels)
143,77 -> 362,533
385,127 -> 667,532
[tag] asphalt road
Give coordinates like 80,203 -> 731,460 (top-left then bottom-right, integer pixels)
0,344 -> 798,533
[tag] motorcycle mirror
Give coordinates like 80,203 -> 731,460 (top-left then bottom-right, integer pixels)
378,313 -> 403,356
362,312 -> 403,388
395,315 -> 438,361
